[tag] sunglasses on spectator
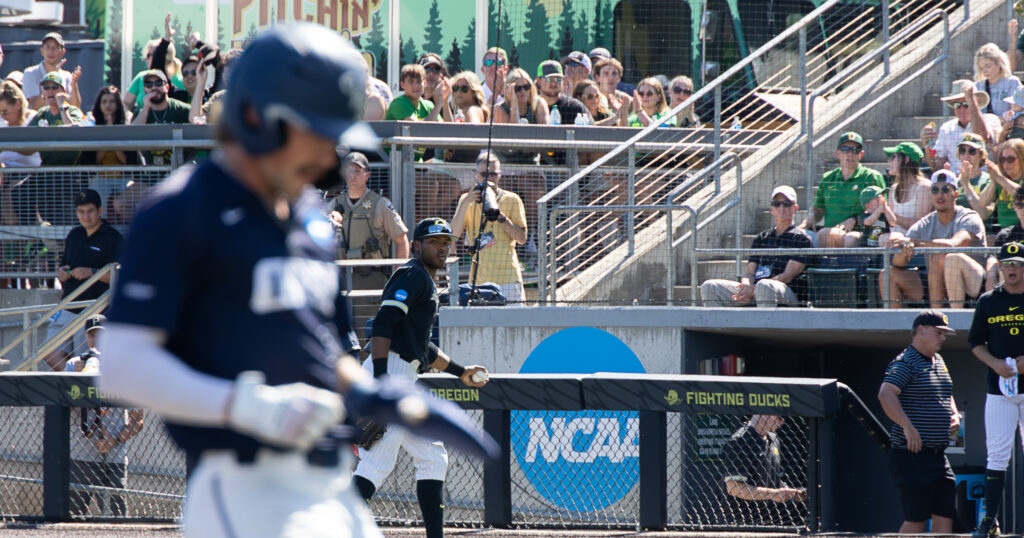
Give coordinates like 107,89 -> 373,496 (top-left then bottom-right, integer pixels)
770,200 -> 795,208
566,61 -> 584,68
483,58 -> 506,67
837,145 -> 862,153
1003,260 -> 1024,267
514,83 -> 531,93
958,146 -> 979,155
1001,155 -> 1018,164
930,184 -> 955,194
952,102 -> 970,109
541,76 -> 563,84
143,79 -> 166,89
583,92 -> 600,100
476,171 -> 500,178
671,86 -> 692,95
637,90 -> 657,98
424,66 -> 441,73
182,69 -> 198,76
41,84 -> 61,91
452,85 -> 471,93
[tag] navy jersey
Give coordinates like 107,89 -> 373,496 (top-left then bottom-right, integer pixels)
371,259 -> 440,364
107,160 -> 359,456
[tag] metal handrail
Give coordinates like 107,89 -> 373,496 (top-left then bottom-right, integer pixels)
0,139 -> 216,152
805,8 -> 951,203
537,0 -> 845,207
0,263 -> 118,369
384,136 -> 769,153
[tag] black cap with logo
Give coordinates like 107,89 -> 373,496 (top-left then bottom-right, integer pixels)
1000,242 -> 1024,263
412,218 -> 458,241
912,310 -> 955,332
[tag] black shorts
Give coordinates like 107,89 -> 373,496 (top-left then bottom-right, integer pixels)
887,446 -> 956,521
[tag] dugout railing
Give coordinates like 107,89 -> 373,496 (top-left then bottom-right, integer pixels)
0,371 -> 850,531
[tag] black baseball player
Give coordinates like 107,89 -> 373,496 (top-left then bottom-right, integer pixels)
98,25 -> 495,538
968,241 -> 1024,538
353,217 -> 489,538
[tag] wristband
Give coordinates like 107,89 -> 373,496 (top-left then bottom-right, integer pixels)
372,357 -> 388,378
443,361 -> 466,378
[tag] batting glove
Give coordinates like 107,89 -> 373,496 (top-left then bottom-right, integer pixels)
228,371 -> 345,451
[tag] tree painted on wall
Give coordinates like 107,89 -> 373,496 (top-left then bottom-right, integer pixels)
461,18 -> 475,72
104,0 -> 123,85
592,0 -> 605,48
400,37 -> 419,67
217,15 -> 226,50
150,26 -> 161,40
521,0 -> 552,76
601,0 -> 613,49
422,0 -> 444,55
86,0 -> 105,38
245,23 -> 259,43
131,40 -> 146,75
575,10 -> 589,55
364,9 -> 387,78
446,37 -> 462,74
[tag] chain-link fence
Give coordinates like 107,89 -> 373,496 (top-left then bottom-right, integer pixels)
0,406 -> 185,522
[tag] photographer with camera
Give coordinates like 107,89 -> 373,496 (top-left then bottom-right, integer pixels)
451,152 -> 528,304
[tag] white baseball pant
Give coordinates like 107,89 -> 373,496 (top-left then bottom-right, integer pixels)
352,351 -> 449,488
184,449 -> 381,538
985,393 -> 1024,471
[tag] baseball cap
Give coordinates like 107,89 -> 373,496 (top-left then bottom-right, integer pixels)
912,310 -> 955,332
42,32 -> 64,48
73,189 -> 102,207
883,142 -> 924,164
562,51 -> 592,73
999,242 -> 1024,263
39,71 -> 67,89
930,169 -> 957,184
5,70 -> 22,89
859,185 -> 888,207
589,47 -> 611,61
140,69 -> 168,83
836,132 -> 863,149
84,314 -> 106,333
537,60 -> 563,78
959,132 -> 985,150
343,151 -> 369,170
770,185 -> 797,203
412,218 -> 458,241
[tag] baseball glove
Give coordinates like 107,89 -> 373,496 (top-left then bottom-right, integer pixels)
355,417 -> 387,449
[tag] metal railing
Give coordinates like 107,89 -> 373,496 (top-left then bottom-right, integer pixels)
804,7 -> 951,201
534,0 -> 969,304
1,263 -> 118,371
691,246 -> 996,308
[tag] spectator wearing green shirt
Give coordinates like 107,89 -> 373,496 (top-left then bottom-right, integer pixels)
385,63 -> 444,122
131,70 -> 190,166
29,72 -> 83,166
804,132 -> 886,248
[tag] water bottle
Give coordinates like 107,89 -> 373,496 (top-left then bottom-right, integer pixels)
730,117 -> 742,130
550,105 -> 561,125
80,113 -> 94,127
454,109 -> 465,123
574,112 -> 588,126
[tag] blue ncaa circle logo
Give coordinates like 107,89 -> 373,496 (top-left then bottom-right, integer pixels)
512,327 -> 645,511
395,289 -> 408,301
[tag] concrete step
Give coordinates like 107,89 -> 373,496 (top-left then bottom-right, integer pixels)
720,233 -> 759,249
891,115 -> 946,139
697,260 -> 741,282
672,285 -> 699,305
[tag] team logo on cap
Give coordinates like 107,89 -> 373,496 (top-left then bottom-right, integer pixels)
1009,244 -> 1020,255
942,314 -> 949,325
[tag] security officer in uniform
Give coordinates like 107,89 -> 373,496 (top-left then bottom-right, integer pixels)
353,217 -> 489,538
327,151 -> 410,292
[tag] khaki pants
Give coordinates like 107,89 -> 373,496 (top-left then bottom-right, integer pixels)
700,278 -> 799,307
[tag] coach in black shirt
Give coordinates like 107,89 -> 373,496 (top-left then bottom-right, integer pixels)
721,415 -> 806,525
878,310 -> 958,535
700,185 -> 812,306
43,189 -> 123,370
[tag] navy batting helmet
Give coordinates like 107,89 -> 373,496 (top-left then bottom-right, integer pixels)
221,23 -> 378,155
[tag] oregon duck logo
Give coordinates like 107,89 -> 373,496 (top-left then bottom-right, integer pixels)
664,390 -> 681,405
68,385 -> 82,400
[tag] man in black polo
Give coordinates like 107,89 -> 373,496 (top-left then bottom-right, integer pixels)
721,414 -> 806,525
43,189 -> 123,370
878,310 -> 959,534
700,186 -> 812,306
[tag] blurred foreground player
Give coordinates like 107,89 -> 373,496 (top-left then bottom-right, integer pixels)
98,25 -> 496,538
354,218 -> 489,538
